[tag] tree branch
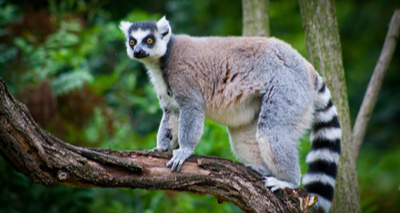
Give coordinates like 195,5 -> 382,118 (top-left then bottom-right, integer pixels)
352,9 -> 400,161
0,79 -> 315,213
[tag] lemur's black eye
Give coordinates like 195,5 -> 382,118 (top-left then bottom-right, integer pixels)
146,38 -> 153,44
129,40 -> 135,46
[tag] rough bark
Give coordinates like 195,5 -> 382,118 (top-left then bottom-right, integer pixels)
352,10 -> 400,161
0,79 -> 316,213
242,0 -> 270,37
298,0 -> 361,212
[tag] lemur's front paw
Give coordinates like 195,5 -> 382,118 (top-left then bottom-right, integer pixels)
264,176 -> 297,192
165,148 -> 192,172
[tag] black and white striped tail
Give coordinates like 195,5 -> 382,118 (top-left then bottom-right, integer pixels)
302,76 -> 341,213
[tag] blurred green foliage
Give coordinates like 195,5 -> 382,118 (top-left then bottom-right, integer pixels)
0,0 -> 399,212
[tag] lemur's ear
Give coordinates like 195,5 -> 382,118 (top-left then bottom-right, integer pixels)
119,21 -> 131,35
157,16 -> 171,39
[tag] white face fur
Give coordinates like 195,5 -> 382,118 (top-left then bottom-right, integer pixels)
119,16 -> 172,63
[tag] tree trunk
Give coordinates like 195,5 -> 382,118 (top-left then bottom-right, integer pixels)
0,78 -> 315,213
298,0 -> 361,212
242,0 -> 270,37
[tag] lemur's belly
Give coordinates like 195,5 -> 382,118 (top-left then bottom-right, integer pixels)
205,98 -> 261,127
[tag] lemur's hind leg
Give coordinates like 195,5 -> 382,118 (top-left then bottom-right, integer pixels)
227,118 -> 273,176
257,82 -> 313,191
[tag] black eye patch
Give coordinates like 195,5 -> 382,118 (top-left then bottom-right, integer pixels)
142,35 -> 156,48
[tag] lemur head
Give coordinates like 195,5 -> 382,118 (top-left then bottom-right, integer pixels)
120,16 -> 171,62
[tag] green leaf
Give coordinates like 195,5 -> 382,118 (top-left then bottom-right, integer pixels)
51,67 -> 94,96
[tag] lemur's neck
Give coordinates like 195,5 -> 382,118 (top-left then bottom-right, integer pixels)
158,35 -> 175,96
144,35 -> 175,97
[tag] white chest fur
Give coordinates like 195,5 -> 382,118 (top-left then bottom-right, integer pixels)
145,63 -> 166,94
145,63 -> 179,110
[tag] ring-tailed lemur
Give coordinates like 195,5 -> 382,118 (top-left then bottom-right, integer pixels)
120,16 -> 341,213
